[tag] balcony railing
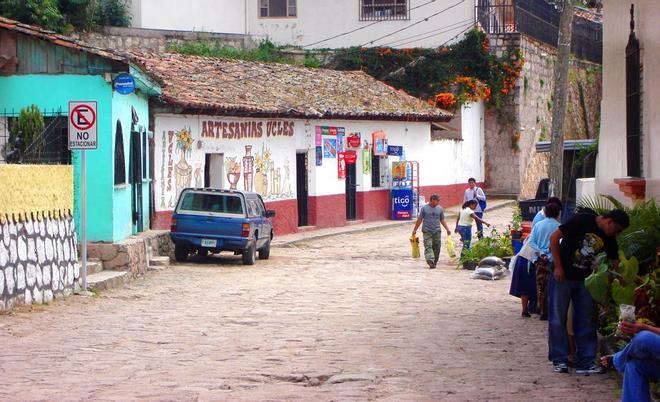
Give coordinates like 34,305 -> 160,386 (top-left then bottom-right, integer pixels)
475,0 -> 602,64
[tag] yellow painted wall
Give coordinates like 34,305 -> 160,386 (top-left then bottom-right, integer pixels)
0,165 -> 73,223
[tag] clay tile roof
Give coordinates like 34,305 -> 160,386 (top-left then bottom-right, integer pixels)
0,16 -> 125,62
132,52 -> 452,122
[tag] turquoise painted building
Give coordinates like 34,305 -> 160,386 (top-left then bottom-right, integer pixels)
0,17 -> 161,242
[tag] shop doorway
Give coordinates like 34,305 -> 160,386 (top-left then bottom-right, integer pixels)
345,162 -> 357,220
296,152 -> 308,226
204,153 -> 224,189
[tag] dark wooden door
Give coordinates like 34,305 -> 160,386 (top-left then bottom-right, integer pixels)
345,162 -> 357,220
296,153 -> 308,226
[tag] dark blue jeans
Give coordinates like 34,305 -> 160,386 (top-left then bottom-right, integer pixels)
457,225 -> 472,258
475,211 -> 484,238
614,331 -> 660,402
548,277 -> 597,368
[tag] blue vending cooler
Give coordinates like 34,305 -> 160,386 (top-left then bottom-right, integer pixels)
391,188 -> 414,220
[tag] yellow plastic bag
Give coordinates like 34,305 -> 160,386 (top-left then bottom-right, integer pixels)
446,235 -> 457,259
410,236 -> 421,259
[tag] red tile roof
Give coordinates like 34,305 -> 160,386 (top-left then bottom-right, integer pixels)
133,52 -> 452,122
0,16 -> 125,62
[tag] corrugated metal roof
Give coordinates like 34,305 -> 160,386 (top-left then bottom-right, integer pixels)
535,139 -> 597,153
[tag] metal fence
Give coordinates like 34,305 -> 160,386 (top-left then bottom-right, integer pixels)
0,109 -> 71,165
476,0 -> 602,64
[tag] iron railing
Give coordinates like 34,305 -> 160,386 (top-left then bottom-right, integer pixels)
0,109 -> 71,165
360,0 -> 410,21
475,0 -> 602,64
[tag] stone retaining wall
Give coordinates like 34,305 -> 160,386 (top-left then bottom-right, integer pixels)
485,34 -> 601,199
0,216 -> 79,310
87,230 -> 173,276
72,27 -> 253,54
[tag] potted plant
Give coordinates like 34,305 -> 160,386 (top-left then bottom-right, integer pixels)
459,228 -> 514,269
510,206 -> 523,239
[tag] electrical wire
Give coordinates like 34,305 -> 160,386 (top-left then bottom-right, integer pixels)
359,0 -> 466,47
379,23 -> 475,80
387,20 -> 474,48
379,17 -> 473,47
301,0 -> 441,48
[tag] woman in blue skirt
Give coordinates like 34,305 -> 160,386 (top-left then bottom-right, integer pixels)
510,203 -> 561,318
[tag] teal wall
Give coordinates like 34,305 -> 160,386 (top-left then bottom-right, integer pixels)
111,90 -> 151,240
0,74 -> 152,242
0,75 -> 113,242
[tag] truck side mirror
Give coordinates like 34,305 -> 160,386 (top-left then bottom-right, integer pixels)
263,210 -> 276,218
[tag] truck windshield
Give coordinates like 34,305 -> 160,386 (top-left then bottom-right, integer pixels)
177,192 -> 244,215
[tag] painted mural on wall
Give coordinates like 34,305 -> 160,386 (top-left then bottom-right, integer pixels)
174,128 -> 193,200
154,117 -> 296,212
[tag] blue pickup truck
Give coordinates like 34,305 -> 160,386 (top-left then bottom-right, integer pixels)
169,188 -> 276,265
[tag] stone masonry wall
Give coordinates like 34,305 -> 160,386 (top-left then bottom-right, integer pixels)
71,26 -> 253,54
87,230 -> 173,277
0,216 -> 79,310
485,34 -> 602,199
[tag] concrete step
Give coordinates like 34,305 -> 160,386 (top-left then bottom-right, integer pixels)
75,260 -> 104,275
87,270 -> 129,292
148,256 -> 170,271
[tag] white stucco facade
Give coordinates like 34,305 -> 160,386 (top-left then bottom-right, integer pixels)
129,0 -> 246,33
128,0 -> 474,48
597,0 -> 660,203
246,0 -> 475,48
152,102 -> 483,213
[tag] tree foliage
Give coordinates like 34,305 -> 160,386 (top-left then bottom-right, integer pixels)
8,105 -> 45,160
0,0 -> 131,32
326,29 -> 524,112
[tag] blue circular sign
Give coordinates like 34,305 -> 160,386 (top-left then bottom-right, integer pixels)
114,73 -> 135,95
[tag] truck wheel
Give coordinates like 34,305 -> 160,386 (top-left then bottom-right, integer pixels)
258,240 -> 271,260
242,241 -> 256,265
174,245 -> 188,262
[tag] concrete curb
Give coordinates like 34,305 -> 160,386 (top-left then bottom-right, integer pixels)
273,199 -> 517,248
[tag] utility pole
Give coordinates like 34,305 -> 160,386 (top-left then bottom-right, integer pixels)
548,0 -> 575,201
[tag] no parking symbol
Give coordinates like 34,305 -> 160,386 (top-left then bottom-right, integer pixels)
68,101 -> 98,150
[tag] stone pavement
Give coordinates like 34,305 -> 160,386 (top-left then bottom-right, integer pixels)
0,205 -> 618,401
272,198 -> 516,247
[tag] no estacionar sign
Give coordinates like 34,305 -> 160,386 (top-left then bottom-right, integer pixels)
68,101 -> 98,150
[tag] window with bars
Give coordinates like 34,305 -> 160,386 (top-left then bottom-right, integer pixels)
259,0 -> 297,17
360,0 -> 409,21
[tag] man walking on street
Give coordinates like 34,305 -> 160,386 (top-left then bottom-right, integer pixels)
412,194 -> 452,269
464,178 -> 487,238
548,209 -> 630,374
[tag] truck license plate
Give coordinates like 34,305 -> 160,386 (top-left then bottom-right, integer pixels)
201,239 -> 217,248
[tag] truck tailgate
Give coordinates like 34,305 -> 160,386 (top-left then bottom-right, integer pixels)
174,214 -> 244,238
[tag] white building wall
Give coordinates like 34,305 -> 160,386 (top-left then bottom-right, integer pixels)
598,0 -> 660,203
153,103 -> 483,211
129,0 -> 246,33
128,0 -> 474,48
247,0 -> 474,48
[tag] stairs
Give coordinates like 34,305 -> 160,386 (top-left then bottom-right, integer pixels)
82,247 -> 171,292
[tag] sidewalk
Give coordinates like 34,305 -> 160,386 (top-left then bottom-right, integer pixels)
272,198 -> 517,247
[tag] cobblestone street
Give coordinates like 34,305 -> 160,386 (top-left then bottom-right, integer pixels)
0,207 -> 618,401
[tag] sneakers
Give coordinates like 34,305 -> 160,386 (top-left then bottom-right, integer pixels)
575,364 -> 605,375
521,312 -> 531,318
553,362 -> 605,374
427,260 -> 436,269
553,362 -> 569,373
